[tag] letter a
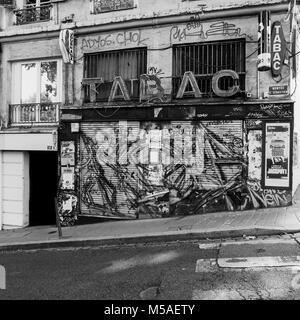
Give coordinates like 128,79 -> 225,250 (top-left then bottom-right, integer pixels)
108,76 -> 131,102
176,71 -> 202,98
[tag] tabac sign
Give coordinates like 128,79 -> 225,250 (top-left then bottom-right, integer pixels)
271,21 -> 287,76
83,69 -> 241,103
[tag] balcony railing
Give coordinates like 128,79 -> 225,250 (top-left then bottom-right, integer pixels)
13,4 -> 52,25
9,103 -> 60,126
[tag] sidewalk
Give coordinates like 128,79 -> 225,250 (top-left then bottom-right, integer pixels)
1,188 -> 300,251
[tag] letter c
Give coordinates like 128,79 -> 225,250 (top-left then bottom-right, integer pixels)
273,61 -> 281,70
212,70 -> 240,97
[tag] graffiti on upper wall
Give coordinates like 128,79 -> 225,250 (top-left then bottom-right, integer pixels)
81,30 -> 149,50
80,19 -> 253,52
140,67 -> 169,103
170,20 -> 253,44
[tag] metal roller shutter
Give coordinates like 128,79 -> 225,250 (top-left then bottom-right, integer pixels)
80,122 -> 139,219
79,120 -> 243,218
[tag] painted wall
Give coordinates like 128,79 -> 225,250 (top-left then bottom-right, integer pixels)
0,0 -> 288,32
0,4 -> 293,117
0,131 -> 58,151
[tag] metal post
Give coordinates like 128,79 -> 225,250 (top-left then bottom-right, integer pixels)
54,197 -> 62,238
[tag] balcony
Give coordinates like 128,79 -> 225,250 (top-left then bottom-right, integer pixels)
9,103 -> 60,126
13,4 -> 52,25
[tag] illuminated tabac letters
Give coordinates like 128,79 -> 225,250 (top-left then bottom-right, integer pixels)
83,69 -> 240,102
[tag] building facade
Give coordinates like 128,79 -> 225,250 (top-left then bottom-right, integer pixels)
0,0 -> 299,229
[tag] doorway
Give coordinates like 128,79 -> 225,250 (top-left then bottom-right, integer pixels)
29,151 -> 57,226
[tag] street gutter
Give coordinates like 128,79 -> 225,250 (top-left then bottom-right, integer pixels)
0,227 -> 300,252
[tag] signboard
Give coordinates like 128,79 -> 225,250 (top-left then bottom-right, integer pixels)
0,0 -> 13,6
59,29 -> 74,64
93,0 -> 135,14
271,21 -> 286,76
269,85 -> 288,95
263,122 -> 291,188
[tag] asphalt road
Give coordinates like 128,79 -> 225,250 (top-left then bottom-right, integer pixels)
0,237 -> 300,300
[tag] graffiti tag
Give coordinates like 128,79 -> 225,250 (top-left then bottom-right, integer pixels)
81,30 -> 149,50
170,21 -> 253,44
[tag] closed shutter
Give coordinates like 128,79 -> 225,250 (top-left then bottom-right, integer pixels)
79,120 -> 244,218
80,122 -> 139,218
202,120 -> 244,189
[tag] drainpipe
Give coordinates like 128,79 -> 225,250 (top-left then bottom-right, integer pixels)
0,150 -> 3,231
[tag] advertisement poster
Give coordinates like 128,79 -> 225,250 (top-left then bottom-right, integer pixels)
264,122 -> 290,188
61,141 -> 75,166
61,167 -> 75,190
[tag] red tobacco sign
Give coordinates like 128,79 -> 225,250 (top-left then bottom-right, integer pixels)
271,21 -> 287,76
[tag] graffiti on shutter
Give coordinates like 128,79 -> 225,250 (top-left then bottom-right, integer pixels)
78,120 -> 265,218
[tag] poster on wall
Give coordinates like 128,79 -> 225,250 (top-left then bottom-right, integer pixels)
61,141 -> 75,166
61,167 -> 75,190
263,122 -> 291,188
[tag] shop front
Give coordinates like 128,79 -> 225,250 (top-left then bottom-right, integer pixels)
58,101 -> 293,223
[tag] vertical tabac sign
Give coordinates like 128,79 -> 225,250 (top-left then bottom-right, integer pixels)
271,21 -> 287,76
258,11 -> 271,71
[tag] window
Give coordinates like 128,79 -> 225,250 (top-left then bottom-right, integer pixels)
173,39 -> 246,98
84,48 -> 147,102
25,0 -> 50,7
19,61 -> 59,104
92,0 -> 136,14
14,0 -> 52,25
10,59 -> 61,124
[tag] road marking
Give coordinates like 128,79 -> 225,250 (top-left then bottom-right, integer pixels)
220,238 -> 297,246
218,256 -> 300,268
199,243 -> 220,250
195,259 -> 218,272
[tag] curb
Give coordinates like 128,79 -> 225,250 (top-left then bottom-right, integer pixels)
0,227 -> 299,252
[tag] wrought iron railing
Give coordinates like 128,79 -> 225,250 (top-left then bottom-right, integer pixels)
9,103 -> 60,125
14,4 -> 52,25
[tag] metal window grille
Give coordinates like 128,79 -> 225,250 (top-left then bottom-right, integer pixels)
92,0 -> 136,14
173,39 -> 246,98
84,48 -> 147,102
14,1 -> 52,25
